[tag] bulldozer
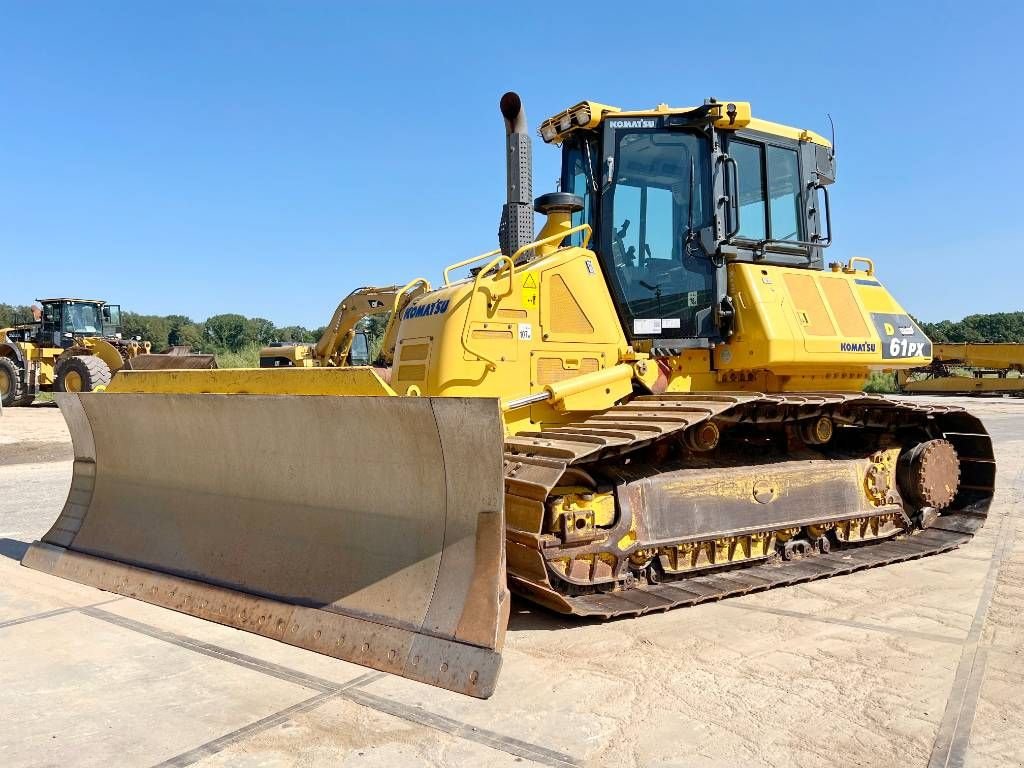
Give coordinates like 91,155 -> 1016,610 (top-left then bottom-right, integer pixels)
22,93 -> 995,699
899,342 -> 1024,395
0,297 -> 217,407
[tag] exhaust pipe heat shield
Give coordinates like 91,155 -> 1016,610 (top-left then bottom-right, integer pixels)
22,392 -> 509,697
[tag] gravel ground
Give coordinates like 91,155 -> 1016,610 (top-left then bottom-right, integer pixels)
0,397 -> 1021,767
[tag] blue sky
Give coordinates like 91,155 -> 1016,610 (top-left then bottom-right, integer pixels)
3,1 -> 1020,328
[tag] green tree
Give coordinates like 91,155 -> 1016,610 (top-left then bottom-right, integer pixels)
275,325 -> 318,343
245,317 -> 277,346
204,313 -> 249,352
0,303 -> 35,328
121,312 -> 172,350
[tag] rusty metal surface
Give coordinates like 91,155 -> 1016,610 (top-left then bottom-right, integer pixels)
619,456 -> 893,546
125,353 -> 218,370
898,439 -> 960,509
503,395 -> 995,618
23,393 -> 508,698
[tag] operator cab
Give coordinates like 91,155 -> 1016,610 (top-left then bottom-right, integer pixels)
547,100 -> 835,350
37,299 -> 122,347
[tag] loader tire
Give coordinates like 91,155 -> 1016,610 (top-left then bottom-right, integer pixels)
54,355 -> 112,394
0,357 -> 25,407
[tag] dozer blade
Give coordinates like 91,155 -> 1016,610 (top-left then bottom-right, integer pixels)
22,392 -> 509,697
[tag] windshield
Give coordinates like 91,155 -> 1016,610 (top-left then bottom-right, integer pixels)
605,129 -> 714,338
63,302 -> 103,334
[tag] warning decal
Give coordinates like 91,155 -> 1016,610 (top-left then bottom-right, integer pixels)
521,273 -> 538,308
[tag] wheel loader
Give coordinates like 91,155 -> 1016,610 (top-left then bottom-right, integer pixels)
0,297 -> 217,406
23,93 -> 995,699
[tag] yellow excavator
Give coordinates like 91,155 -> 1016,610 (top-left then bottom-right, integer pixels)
23,93 -> 994,698
256,283 -> 429,372
899,342 -> 1024,395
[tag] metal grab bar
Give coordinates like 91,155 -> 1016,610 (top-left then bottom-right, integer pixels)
454,222 -> 593,371
392,277 -> 431,317
509,223 -> 592,262
461,255 -> 516,371
846,256 -> 875,275
722,154 -> 740,240
443,249 -> 501,286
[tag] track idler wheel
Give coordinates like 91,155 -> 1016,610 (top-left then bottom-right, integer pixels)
800,416 -> 834,446
897,439 -> 960,511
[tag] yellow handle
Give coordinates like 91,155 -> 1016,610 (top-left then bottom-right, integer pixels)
392,277 -> 431,317
443,249 -> 502,286
847,256 -> 875,275
510,224 -> 592,263
461,255 -> 516,371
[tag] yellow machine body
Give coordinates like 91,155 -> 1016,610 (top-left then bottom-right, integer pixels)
23,94 -> 994,700
385,249 -> 928,434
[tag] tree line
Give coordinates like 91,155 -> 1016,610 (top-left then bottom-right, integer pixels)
916,312 -> 1024,344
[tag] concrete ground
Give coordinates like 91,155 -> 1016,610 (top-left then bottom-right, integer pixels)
0,398 -> 1021,768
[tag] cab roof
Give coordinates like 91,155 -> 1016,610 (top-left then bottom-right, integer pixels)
37,298 -> 107,304
539,99 -> 831,148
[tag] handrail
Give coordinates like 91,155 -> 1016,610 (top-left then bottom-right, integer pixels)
443,249 -> 501,286
452,223 -> 593,371
391,277 -> 431,317
847,256 -> 875,275
443,224 -> 593,286
461,254 -> 515,371
511,223 -> 592,263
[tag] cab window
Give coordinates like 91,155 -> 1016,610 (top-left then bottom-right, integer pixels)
731,140 -> 766,240
767,146 -> 801,241
565,138 -> 597,246
730,139 -> 803,243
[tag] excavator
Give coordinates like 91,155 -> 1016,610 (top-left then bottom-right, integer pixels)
256,283 -> 429,371
22,93 -> 995,698
899,342 -> 1024,395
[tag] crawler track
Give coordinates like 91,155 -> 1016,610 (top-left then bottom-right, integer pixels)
503,393 -> 995,617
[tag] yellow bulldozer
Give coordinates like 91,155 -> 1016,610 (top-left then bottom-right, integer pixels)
22,94 -> 994,698
0,297 -> 216,407
899,342 -> 1024,395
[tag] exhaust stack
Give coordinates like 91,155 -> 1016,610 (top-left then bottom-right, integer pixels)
498,91 -> 534,256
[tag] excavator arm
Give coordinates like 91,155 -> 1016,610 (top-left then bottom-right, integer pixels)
261,280 -> 430,368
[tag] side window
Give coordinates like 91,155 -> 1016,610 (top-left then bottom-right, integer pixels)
567,142 -> 595,247
730,140 -> 766,240
610,184 -> 641,268
767,146 -> 801,241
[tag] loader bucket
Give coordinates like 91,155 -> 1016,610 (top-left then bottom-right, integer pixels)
22,392 -> 509,697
